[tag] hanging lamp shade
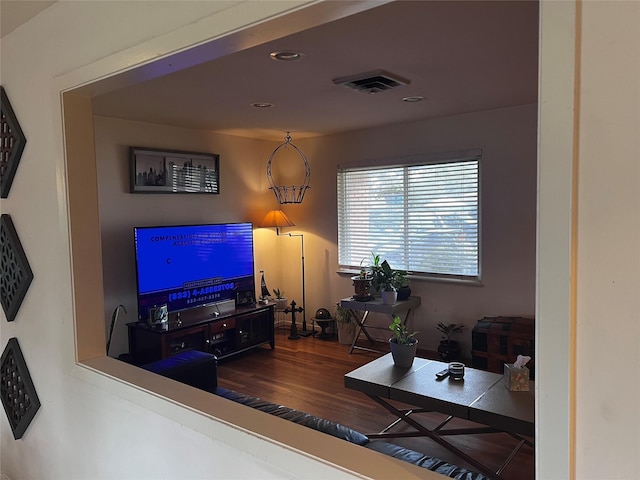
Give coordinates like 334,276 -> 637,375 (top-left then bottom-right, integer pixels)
266,132 -> 311,204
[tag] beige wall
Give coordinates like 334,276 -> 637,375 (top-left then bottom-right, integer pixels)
1,1 -> 639,479
295,104 -> 537,356
574,1 -> 640,478
94,116 -> 278,356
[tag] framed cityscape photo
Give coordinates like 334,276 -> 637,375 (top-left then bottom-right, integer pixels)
129,147 -> 220,194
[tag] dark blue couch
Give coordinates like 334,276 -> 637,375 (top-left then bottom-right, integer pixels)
142,350 -> 487,480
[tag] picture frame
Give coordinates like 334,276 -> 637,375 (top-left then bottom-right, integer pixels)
129,146 -> 220,194
235,290 -> 255,308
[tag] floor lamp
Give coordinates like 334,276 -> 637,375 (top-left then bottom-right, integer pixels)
260,210 -> 313,336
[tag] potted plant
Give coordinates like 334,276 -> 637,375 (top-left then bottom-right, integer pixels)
335,304 -> 357,345
351,257 -> 373,300
436,322 -> 465,361
273,288 -> 288,310
392,269 -> 411,300
388,316 -> 418,367
370,254 -> 407,305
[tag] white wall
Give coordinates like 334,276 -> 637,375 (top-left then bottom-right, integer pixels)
574,1 -> 640,478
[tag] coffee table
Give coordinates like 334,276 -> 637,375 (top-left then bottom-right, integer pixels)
344,354 -> 534,479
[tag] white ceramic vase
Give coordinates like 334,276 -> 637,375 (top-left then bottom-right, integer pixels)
381,289 -> 397,305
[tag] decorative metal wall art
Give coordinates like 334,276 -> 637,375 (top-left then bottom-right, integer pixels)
1,337 -> 41,439
1,86 -> 27,198
0,214 -> 34,322
266,132 -> 310,204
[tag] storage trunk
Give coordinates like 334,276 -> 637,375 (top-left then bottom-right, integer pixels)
471,316 -> 535,379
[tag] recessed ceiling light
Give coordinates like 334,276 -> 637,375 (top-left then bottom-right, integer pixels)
402,96 -> 424,103
269,51 -> 304,62
251,102 -> 273,108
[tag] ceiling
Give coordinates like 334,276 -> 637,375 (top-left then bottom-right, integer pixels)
0,1 -> 56,38
5,1 -> 539,142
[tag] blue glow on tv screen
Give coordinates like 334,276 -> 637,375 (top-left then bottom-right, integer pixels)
134,222 -> 255,321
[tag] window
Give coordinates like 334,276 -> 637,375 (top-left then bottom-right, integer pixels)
337,152 -> 480,280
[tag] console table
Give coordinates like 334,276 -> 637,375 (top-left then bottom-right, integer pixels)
127,303 -> 274,365
339,296 -> 421,354
345,354 -> 534,480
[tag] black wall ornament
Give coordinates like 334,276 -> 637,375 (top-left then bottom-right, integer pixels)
0,214 -> 34,322
1,337 -> 41,439
0,86 -> 27,199
0,90 -> 40,441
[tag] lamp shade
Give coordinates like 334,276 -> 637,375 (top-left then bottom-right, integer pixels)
260,210 -> 295,228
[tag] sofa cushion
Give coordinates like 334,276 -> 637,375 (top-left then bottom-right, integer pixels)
142,352 -> 487,479
142,350 -> 218,393
215,386 -> 369,446
365,441 -> 488,480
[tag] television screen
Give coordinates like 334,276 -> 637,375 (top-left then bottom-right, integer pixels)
133,222 -> 255,322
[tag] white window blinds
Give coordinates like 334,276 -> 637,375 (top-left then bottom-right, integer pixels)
337,155 -> 480,279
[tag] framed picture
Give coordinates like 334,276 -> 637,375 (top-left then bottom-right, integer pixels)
236,290 -> 255,308
129,146 -> 220,194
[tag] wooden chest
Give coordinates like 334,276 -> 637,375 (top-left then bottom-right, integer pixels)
471,316 -> 535,379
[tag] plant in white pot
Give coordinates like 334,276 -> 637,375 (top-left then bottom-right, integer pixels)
388,316 -> 418,367
273,288 -> 288,310
370,255 -> 407,305
335,304 -> 356,345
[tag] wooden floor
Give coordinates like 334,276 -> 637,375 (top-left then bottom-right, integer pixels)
217,325 -> 534,480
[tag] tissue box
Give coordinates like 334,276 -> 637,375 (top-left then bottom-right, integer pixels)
504,363 -> 530,391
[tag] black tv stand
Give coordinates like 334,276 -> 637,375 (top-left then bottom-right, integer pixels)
127,303 -> 275,365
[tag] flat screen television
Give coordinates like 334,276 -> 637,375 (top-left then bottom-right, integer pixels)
133,222 -> 255,322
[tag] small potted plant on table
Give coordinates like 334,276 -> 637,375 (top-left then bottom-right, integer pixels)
392,269 -> 411,300
388,316 -> 418,367
371,257 -> 396,304
370,254 -> 407,305
351,258 -> 373,301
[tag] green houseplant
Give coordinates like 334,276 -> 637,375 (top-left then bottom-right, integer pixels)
335,304 -> 357,345
388,316 -> 418,367
392,269 -> 411,300
370,253 -> 408,304
273,288 -> 288,310
351,257 -> 373,300
436,322 -> 464,360
371,259 -> 393,291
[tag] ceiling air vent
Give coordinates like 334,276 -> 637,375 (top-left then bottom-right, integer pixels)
332,70 -> 410,94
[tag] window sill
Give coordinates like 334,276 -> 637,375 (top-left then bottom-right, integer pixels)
337,269 -> 482,287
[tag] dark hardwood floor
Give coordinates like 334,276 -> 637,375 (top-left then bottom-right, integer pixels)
216,325 -> 534,480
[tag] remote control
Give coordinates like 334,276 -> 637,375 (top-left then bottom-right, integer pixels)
435,369 -> 449,380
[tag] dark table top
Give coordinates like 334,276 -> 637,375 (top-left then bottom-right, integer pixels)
344,353 -> 534,436
339,296 -> 421,314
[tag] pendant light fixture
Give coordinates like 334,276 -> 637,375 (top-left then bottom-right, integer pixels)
266,132 -> 310,204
